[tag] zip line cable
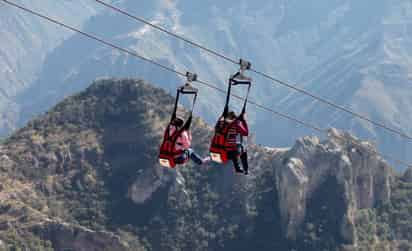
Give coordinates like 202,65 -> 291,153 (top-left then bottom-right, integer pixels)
0,0 -> 322,133
2,0 -> 410,168
93,0 -> 412,141
94,0 -> 239,65
194,79 -> 324,133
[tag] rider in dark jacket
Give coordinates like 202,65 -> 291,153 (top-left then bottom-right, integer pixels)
223,111 -> 249,174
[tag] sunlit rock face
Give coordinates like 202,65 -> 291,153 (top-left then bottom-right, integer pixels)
259,128 -> 393,244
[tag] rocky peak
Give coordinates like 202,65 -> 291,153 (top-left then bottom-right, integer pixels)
270,127 -> 393,243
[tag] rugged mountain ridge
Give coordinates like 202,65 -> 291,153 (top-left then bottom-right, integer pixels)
0,79 -> 410,250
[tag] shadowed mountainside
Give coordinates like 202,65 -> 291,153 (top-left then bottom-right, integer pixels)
0,79 -> 411,250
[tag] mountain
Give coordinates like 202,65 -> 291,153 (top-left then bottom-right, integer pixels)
0,78 -> 411,250
6,0 -> 411,169
0,0 -> 101,135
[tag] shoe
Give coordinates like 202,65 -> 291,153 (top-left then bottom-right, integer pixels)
244,170 -> 249,175
202,156 -> 211,164
235,168 -> 244,173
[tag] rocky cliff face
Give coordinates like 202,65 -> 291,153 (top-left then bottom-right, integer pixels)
274,129 -> 392,242
0,79 -> 409,250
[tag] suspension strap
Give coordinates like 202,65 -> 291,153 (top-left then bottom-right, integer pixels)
181,72 -> 198,130
183,94 -> 197,130
222,59 -> 252,117
189,92 -> 198,115
171,89 -> 180,122
169,72 -> 198,124
241,83 -> 251,114
223,78 -> 232,117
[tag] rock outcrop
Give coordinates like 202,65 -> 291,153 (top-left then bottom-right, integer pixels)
268,129 -> 393,244
30,222 -> 131,251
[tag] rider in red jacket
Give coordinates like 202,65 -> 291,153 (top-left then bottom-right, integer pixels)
170,117 -> 210,165
221,111 -> 249,174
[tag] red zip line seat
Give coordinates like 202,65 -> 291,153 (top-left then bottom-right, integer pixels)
210,59 -> 252,164
159,72 -> 198,168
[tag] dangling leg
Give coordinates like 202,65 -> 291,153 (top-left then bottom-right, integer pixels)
240,151 -> 249,175
187,148 -> 204,165
238,144 -> 249,175
228,151 -> 243,173
232,157 -> 244,173
174,150 -> 189,165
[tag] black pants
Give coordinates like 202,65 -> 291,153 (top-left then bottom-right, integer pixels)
228,145 -> 248,173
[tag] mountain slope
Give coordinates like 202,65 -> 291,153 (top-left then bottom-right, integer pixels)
0,0 -> 101,135
0,78 -> 410,250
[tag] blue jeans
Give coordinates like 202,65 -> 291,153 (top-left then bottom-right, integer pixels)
175,148 -> 203,165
